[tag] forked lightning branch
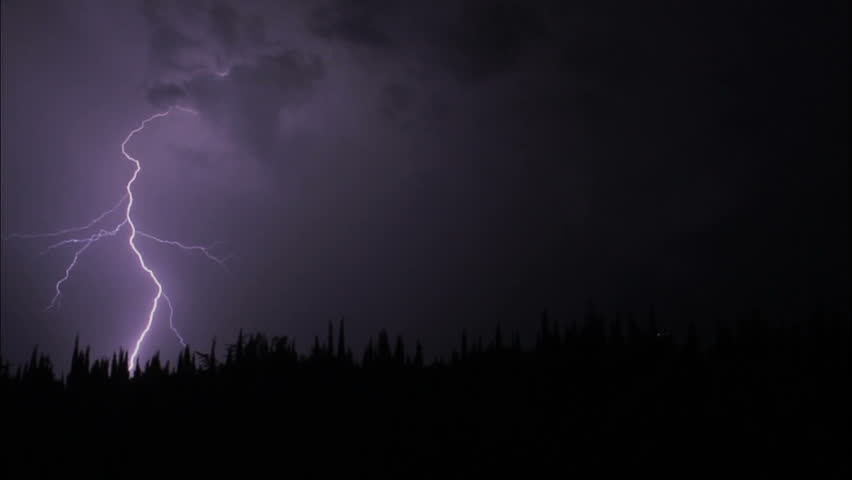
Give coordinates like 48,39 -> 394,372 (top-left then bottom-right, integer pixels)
3,105 -> 229,374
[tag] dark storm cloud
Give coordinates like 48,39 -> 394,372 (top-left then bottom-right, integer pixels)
440,0 -> 547,81
207,0 -> 273,61
182,51 -> 325,159
305,0 -> 548,82
146,82 -> 187,107
1,0 -> 847,370
208,1 -> 239,48
379,82 -> 416,120
308,0 -> 394,49
142,0 -> 202,74
141,0 -> 277,78
139,0 -> 325,161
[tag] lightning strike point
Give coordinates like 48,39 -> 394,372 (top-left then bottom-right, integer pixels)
3,105 -> 229,376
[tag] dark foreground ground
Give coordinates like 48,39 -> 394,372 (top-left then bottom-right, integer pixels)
2,311 -> 849,477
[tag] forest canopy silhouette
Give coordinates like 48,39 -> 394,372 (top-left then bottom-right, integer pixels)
2,309 -> 848,477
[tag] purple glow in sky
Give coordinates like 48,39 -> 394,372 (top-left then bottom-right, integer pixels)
4,105 -> 228,373
1,0 -> 847,370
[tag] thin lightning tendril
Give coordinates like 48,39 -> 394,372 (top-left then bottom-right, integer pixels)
163,294 -> 185,348
44,222 -> 126,311
1,195 -> 128,241
2,105 -> 226,375
136,232 -> 229,272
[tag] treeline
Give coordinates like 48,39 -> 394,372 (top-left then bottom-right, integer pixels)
1,309 -> 848,477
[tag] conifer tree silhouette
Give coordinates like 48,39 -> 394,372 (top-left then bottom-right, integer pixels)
337,318 -> 346,361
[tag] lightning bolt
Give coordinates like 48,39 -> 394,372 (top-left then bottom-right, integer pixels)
43,223 -> 127,311
163,294 -> 185,348
2,195 -> 128,240
2,105 -> 227,375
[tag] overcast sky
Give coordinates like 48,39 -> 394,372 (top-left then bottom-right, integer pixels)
1,0 -> 848,367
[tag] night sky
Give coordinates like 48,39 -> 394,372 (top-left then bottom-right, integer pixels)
1,0 -> 848,368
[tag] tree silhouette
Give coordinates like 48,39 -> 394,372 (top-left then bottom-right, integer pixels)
0,307 -> 847,478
